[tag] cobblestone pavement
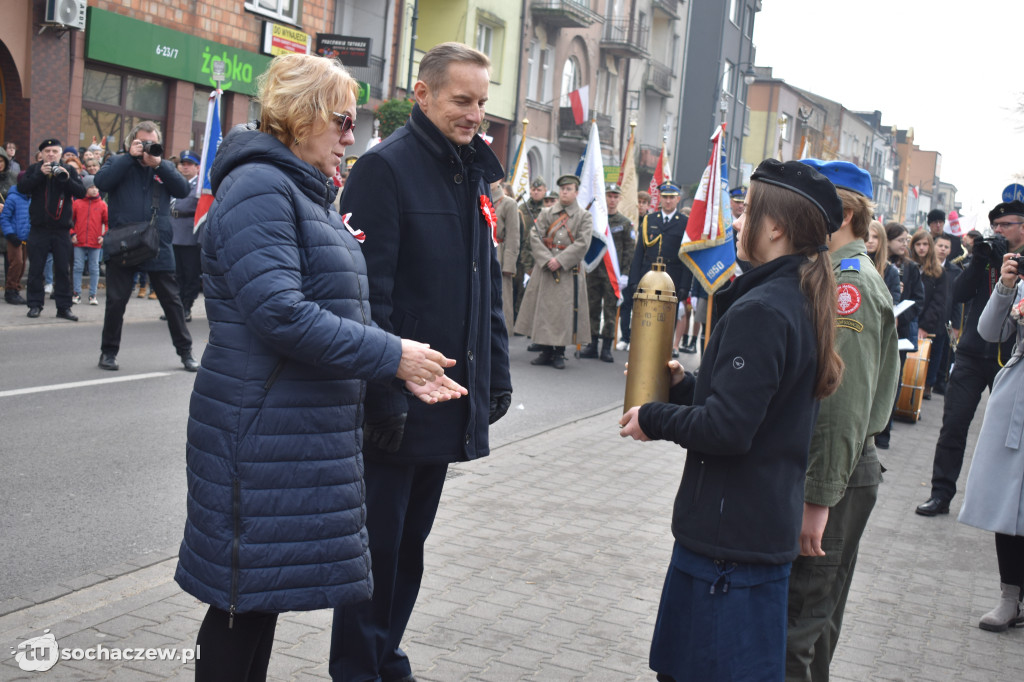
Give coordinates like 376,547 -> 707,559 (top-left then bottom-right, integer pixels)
2,388 -> 1020,680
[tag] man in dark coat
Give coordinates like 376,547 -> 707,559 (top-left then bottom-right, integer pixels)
169,150 -> 201,321
330,43 -> 512,682
916,202 -> 1023,516
17,138 -> 86,320
94,121 -> 195,372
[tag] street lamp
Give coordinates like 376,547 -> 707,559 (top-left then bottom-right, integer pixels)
740,63 -> 757,86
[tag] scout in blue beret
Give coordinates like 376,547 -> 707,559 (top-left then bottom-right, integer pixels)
799,158 -> 873,200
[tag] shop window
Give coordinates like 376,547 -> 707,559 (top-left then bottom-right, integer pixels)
80,67 -> 167,153
244,0 -> 302,26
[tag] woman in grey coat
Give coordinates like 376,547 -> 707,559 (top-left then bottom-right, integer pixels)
959,251 -> 1024,632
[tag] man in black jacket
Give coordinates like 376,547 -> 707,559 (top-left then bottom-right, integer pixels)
329,43 -> 511,682
17,138 -> 86,320
916,201 -> 1024,515
94,121 -> 196,372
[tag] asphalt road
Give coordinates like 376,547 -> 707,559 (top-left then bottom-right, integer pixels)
0,302 -> 631,601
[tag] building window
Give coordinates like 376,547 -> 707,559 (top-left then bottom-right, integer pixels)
727,0 -> 738,26
559,57 -> 581,107
722,60 -> 734,96
244,0 -> 302,26
80,67 -> 167,152
475,12 -> 505,81
538,47 -> 552,103
779,113 -> 791,141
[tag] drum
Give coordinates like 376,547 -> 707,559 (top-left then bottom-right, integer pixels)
894,337 -> 932,423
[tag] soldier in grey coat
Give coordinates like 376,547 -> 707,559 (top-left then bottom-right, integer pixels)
514,174 -> 592,369
959,252 -> 1024,632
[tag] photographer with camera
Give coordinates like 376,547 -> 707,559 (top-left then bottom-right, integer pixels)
916,200 -> 1024,517
94,121 -> 195,372
16,138 -> 86,320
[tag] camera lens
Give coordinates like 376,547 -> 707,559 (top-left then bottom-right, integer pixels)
146,142 -> 163,157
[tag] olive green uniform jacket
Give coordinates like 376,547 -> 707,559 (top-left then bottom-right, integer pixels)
805,240 -> 900,506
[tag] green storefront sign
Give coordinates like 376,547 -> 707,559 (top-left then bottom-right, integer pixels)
85,8 -> 271,96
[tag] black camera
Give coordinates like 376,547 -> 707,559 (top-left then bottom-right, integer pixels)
970,235 -> 1008,267
48,162 -> 69,178
1010,254 -> 1024,276
140,140 -> 164,157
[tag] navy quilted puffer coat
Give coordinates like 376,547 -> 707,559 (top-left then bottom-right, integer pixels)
174,125 -> 403,614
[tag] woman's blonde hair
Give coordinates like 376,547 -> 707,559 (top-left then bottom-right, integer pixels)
867,220 -> 889,278
257,54 -> 358,147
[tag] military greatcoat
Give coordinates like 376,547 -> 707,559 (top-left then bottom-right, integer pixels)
492,189 -> 522,332
514,200 -> 592,346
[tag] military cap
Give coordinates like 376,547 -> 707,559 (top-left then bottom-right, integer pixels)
658,182 -> 680,196
557,174 -> 580,188
989,201 -> 1024,222
545,190 -> 559,199
927,209 -> 946,224
751,158 -> 843,234
800,159 -> 873,200
179,150 -> 200,165
344,155 -> 359,169
605,183 -> 622,194
729,186 -> 747,199
531,177 -> 547,189
38,138 -> 62,151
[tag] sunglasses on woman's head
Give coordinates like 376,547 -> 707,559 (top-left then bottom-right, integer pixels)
331,112 -> 355,135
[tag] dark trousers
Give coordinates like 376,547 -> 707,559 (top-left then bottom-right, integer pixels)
930,353 -> 1001,502
620,288 -> 634,343
173,244 -> 202,311
996,533 -> 1024,592
330,460 -> 448,682
5,241 -> 26,292
927,330 -> 951,389
195,605 -> 277,682
786,452 -> 881,682
587,267 -> 617,339
100,261 -> 192,357
26,227 -> 72,309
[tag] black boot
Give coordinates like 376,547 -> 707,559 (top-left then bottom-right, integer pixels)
580,335 -> 599,359
551,347 -> 566,370
681,335 -> 697,354
526,342 -> 542,352
530,347 -> 553,366
599,337 -> 614,363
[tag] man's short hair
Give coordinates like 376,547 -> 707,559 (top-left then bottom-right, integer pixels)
124,120 -> 162,150
934,232 -> 953,243
417,42 -> 490,93
835,188 -> 875,240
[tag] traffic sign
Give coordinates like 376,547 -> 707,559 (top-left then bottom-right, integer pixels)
1002,183 -> 1024,202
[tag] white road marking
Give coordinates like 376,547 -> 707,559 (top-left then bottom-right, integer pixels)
0,372 -> 175,399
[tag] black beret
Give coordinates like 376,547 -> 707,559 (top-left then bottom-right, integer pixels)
38,138 -> 62,151
988,201 -> 1024,222
927,209 -> 946,224
750,158 -> 843,234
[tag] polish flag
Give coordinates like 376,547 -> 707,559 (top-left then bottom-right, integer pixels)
568,85 -> 589,125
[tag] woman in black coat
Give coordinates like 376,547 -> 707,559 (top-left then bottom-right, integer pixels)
620,159 -> 845,681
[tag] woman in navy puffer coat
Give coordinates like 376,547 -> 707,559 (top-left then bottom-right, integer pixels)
174,55 -> 463,681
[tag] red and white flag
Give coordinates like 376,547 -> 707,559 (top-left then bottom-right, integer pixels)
568,85 -> 589,126
647,143 -> 666,213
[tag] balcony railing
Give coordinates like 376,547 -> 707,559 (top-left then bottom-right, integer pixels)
651,0 -> 680,20
531,0 -> 601,29
600,18 -> 649,58
644,60 -> 673,97
559,107 -> 613,142
346,55 -> 385,100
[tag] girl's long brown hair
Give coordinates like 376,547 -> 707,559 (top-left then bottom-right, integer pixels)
745,181 -> 844,399
867,220 -> 890,279
909,230 -> 943,279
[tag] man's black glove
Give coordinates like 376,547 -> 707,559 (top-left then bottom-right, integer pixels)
489,390 -> 512,425
363,413 -> 407,453
4,233 -> 20,247
970,239 -> 992,264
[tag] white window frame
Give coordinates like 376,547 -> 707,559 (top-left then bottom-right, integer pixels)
244,0 -> 301,26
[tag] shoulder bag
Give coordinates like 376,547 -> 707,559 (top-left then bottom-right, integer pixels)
103,190 -> 160,267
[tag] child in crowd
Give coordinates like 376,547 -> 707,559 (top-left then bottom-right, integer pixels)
71,184 -> 108,305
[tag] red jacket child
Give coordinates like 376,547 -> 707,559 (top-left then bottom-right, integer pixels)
71,187 -> 108,248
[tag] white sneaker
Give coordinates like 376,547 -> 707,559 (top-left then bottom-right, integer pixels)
72,294 -> 80,304
615,340 -> 627,351
89,296 -> 98,306
44,284 -> 54,294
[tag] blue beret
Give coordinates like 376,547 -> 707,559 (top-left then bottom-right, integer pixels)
658,182 -> 680,196
799,159 -> 873,200
751,158 -> 843,234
